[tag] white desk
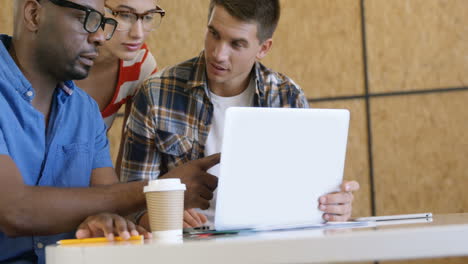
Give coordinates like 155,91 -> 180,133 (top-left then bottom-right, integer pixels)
46,213 -> 468,264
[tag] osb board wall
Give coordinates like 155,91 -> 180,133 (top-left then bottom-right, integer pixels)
366,0 -> 468,93
0,1 -> 13,35
373,93 -> 468,264
151,0 -> 365,99
363,0 -> 468,215
262,0 -> 364,98
364,1 -> 468,263
2,2 -> 468,263
372,92 -> 468,216
146,0 -> 210,70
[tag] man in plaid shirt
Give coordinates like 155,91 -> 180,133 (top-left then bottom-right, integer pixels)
121,0 -> 360,229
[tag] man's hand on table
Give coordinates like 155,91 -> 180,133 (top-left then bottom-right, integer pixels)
319,180 -> 360,221
161,153 -> 220,210
75,213 -> 152,240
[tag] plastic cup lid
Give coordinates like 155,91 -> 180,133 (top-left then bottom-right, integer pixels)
144,178 -> 186,193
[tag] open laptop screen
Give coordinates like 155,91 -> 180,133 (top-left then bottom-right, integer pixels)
215,107 -> 350,231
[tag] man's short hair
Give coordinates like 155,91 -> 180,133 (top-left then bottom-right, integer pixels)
208,0 -> 280,43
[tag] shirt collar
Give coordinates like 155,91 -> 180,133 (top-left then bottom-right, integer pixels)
186,51 -> 208,91
0,35 -> 33,98
253,60 -> 265,98
59,81 -> 75,96
1,35 -> 75,99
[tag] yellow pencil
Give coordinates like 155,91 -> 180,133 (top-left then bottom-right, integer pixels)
57,235 -> 144,245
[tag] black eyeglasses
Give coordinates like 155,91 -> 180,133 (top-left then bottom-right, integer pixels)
47,0 -> 118,40
105,5 -> 165,32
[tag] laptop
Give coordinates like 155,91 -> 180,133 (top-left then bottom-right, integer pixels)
214,107 -> 350,231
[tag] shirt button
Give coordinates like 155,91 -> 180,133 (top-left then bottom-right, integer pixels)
26,91 -> 33,97
37,242 -> 44,249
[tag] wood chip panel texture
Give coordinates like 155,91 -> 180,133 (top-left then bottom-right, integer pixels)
372,92 -> 468,216
366,0 -> 468,93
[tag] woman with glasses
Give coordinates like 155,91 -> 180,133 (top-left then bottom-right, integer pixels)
75,0 -> 165,172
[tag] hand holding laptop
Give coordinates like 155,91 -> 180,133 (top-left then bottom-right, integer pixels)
184,180 -> 361,228
319,180 -> 360,221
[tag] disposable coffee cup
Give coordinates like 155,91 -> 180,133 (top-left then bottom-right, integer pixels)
144,179 -> 186,240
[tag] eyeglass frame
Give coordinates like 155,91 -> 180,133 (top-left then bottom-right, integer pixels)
104,5 -> 166,32
46,0 -> 118,40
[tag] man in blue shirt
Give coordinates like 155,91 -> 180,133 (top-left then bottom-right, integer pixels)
0,0 -> 219,263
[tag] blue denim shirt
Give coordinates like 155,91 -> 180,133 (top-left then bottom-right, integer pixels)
0,35 -> 113,264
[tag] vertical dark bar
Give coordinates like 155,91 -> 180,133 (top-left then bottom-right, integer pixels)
360,0 -> 377,217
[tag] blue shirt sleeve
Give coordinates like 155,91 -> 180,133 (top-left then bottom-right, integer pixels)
0,128 -> 8,155
92,115 -> 113,169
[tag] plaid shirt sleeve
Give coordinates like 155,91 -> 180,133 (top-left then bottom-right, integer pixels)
291,83 -> 310,109
120,80 -> 162,182
256,62 -> 310,109
278,78 -> 310,109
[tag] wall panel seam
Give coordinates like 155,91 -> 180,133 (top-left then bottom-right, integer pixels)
360,0 -> 377,218
307,86 -> 468,103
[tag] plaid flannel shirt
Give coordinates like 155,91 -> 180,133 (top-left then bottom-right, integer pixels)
121,51 -> 309,182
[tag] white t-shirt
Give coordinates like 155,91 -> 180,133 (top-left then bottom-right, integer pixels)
200,78 -> 255,225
